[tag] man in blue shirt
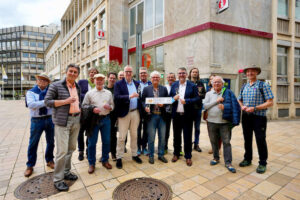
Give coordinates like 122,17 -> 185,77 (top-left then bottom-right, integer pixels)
24,74 -> 54,177
114,65 -> 143,169
238,65 -> 274,174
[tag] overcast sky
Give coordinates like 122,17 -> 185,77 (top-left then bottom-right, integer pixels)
0,0 -> 70,29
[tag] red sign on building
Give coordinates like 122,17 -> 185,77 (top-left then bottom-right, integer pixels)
217,0 -> 229,14
97,29 -> 105,40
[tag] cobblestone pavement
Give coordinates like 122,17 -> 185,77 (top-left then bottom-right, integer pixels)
0,100 -> 299,200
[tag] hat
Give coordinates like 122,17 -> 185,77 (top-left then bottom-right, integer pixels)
94,73 -> 106,79
35,73 -> 51,82
243,65 -> 261,75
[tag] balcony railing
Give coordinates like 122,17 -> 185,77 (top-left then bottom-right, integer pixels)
277,18 -> 289,35
277,85 -> 289,103
296,22 -> 300,37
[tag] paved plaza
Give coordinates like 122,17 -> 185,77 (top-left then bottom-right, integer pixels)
0,100 -> 299,200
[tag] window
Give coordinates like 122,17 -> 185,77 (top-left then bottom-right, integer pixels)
278,0 -> 288,18
44,42 -> 49,48
295,48 -> 300,83
73,39 -> 76,52
30,75 -> 36,81
277,46 -> 288,83
30,53 -> 36,58
38,64 -> 44,70
99,56 -> 105,63
145,0 -> 153,30
30,64 -> 36,70
87,25 -> 91,45
11,41 -> 16,48
30,41 -> 36,47
6,41 -> 11,48
155,45 -> 164,69
130,7 -> 136,36
100,12 -> 106,31
296,0 -> 300,19
137,3 -> 144,29
38,42 -> 43,48
22,40 -> 29,46
23,53 -> 29,58
81,29 -> 85,44
77,34 -> 80,49
155,0 -> 163,25
2,42 -> 5,50
16,41 -> 20,48
23,63 -> 29,69
93,18 -> 98,41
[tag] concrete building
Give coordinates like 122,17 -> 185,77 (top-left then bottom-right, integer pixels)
271,0 -> 300,119
0,25 -> 57,99
45,31 -> 62,80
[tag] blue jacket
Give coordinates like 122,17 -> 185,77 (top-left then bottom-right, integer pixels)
170,80 -> 200,118
78,79 -> 89,103
222,88 -> 241,126
114,78 -> 140,118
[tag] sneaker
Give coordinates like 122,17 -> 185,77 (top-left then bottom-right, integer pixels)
137,149 -> 142,156
132,156 -> 143,164
158,156 -> 168,163
116,159 -> 123,169
210,159 -> 220,166
226,164 -> 236,173
256,165 -> 267,174
239,160 -> 252,167
142,149 -> 149,156
149,157 -> 154,164
180,151 -> 184,156
64,172 -> 78,181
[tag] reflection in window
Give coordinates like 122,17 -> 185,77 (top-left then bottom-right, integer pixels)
277,46 -> 288,83
130,7 -> 136,36
296,0 -> 300,19
145,0 -> 153,30
137,3 -> 144,30
155,0 -> 163,25
278,0 -> 288,18
23,53 -> 29,58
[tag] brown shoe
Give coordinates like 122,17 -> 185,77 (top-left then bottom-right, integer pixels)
24,167 -> 33,177
47,161 -> 55,169
88,165 -> 95,174
208,149 -> 213,154
102,162 -> 112,169
171,155 -> 179,162
186,159 -> 192,166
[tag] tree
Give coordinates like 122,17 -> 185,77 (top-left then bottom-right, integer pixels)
95,60 -> 122,76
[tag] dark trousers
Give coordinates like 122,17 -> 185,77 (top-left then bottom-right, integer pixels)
27,116 -> 55,167
110,113 -> 118,156
137,115 -> 148,150
77,124 -> 88,154
165,113 -> 172,150
242,112 -> 268,166
193,109 -> 202,145
173,113 -> 193,159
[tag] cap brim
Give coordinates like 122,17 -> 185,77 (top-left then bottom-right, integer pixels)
243,68 -> 261,75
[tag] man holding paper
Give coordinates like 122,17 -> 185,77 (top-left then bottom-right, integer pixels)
142,71 -> 169,164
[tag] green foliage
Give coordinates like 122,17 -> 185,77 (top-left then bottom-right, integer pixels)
95,60 -> 122,76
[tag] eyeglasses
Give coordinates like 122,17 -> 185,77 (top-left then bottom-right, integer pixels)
125,71 -> 132,73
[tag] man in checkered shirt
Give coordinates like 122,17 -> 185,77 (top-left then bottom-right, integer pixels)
238,65 -> 274,174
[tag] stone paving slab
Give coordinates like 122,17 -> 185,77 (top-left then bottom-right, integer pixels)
0,100 -> 300,200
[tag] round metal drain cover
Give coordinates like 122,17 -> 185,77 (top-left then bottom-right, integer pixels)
113,177 -> 172,200
14,172 -> 76,200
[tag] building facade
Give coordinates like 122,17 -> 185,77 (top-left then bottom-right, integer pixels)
272,0 -> 300,118
0,25 -> 58,99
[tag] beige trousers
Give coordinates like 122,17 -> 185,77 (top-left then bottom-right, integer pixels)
53,115 -> 80,183
116,110 -> 140,159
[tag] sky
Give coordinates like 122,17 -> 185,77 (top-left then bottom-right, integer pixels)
0,0 -> 70,29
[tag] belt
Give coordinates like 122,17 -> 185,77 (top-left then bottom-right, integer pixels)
152,111 -> 161,115
97,114 -> 108,120
69,112 -> 80,117
32,115 -> 51,119
130,109 -> 137,112
176,112 -> 185,116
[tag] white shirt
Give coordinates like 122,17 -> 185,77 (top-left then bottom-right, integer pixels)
165,84 -> 171,95
82,88 -> 114,116
176,81 -> 187,113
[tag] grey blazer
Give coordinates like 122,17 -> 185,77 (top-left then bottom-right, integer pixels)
44,78 -> 81,127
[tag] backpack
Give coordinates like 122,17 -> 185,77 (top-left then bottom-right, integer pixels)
240,81 -> 265,102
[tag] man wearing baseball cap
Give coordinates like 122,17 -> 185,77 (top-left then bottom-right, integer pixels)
238,65 -> 274,174
24,73 -> 54,177
82,73 -> 114,174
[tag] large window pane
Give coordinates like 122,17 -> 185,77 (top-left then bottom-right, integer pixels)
295,48 -> 300,82
130,7 -> 136,36
277,46 -> 288,82
278,0 -> 288,18
100,12 -> 106,31
137,3 -> 144,30
296,0 -> 300,19
155,0 -> 163,25
93,18 -> 98,41
145,0 -> 153,30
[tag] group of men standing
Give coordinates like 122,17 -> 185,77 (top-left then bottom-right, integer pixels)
24,63 -> 273,191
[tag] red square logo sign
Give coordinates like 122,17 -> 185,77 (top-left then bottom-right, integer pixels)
217,0 -> 229,14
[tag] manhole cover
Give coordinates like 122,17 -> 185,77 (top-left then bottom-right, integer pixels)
113,177 -> 172,200
14,172 -> 76,200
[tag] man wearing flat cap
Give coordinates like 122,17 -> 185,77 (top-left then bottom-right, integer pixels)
24,73 -> 54,177
82,73 -> 114,174
238,65 -> 274,174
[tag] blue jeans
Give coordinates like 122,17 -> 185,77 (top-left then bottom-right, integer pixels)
88,116 -> 111,165
27,116 -> 55,167
193,109 -> 202,145
147,114 -> 166,158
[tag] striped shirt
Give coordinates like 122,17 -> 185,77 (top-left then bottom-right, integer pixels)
238,80 -> 274,116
